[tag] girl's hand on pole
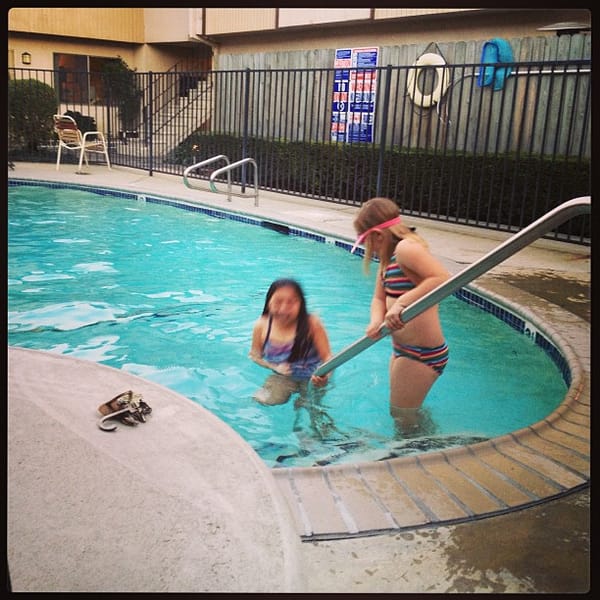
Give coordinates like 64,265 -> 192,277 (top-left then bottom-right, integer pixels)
311,373 -> 329,387
385,304 -> 406,331
366,321 -> 384,339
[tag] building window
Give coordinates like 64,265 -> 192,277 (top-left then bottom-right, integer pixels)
54,53 -> 121,104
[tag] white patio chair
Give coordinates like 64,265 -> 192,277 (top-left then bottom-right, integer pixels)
53,114 -> 111,173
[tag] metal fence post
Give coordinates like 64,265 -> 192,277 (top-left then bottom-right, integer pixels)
148,72 -> 153,176
106,83 -> 112,161
376,64 -> 393,197
241,67 -> 250,192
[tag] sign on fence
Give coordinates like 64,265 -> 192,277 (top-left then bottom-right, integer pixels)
331,46 -> 379,143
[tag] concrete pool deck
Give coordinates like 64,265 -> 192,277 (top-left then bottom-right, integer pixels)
7,162 -> 590,592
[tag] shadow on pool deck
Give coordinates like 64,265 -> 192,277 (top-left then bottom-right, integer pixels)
7,163 -> 590,593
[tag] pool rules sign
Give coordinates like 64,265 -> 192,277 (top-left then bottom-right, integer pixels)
331,47 -> 379,143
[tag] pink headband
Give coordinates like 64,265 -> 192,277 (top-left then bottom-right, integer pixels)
351,216 -> 402,254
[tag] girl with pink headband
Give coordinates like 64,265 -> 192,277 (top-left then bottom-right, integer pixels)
352,197 -> 451,435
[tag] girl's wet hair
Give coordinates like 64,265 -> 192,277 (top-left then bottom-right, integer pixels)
353,197 -> 425,272
262,278 -> 312,361
353,197 -> 401,234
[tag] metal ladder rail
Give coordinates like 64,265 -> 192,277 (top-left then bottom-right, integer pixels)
183,155 -> 232,200
210,158 -> 259,207
314,196 -> 591,377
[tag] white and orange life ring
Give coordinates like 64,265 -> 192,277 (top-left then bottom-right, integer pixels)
406,53 -> 451,108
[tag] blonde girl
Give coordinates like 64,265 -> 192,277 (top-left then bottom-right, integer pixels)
352,197 -> 450,421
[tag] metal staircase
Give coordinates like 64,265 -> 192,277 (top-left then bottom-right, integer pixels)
152,78 -> 212,156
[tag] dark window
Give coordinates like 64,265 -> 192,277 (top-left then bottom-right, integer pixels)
89,56 -> 121,104
55,54 -> 87,103
54,53 -> 121,104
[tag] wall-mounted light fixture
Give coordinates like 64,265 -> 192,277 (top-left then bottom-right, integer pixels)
21,51 -> 31,65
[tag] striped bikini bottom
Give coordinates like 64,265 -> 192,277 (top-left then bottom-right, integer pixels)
392,340 -> 449,376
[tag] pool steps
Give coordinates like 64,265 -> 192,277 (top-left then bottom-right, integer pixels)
183,154 -> 259,206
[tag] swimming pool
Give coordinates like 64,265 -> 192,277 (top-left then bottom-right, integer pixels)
7,180 -> 569,467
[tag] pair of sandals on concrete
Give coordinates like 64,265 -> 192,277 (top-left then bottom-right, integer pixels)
97,390 -> 152,431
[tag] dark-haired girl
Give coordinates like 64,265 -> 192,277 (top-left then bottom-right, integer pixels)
250,278 -> 332,405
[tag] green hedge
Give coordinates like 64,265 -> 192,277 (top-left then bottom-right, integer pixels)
173,132 -> 590,237
8,79 -> 58,153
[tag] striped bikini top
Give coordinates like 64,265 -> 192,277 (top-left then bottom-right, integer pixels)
262,316 -> 321,380
381,260 -> 415,297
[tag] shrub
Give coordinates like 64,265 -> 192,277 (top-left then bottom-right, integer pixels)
8,79 -> 58,152
101,57 -> 142,131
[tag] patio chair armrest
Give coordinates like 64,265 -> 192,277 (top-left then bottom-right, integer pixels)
82,131 -> 106,142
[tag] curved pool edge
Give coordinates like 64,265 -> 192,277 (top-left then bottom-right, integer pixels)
272,278 -> 590,540
7,345 -> 303,592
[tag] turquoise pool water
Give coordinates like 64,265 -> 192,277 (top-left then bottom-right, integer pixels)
7,182 -> 568,467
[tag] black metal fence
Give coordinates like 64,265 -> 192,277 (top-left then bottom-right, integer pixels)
8,59 -> 591,244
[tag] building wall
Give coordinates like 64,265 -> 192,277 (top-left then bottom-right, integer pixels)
8,34 -> 139,72
207,8 -> 590,58
8,7 -> 145,43
8,8 -> 208,72
201,8 -> 477,34
204,8 -> 276,34
143,8 -> 196,43
8,7 -> 591,73
373,8 -> 474,20
278,8 -> 372,27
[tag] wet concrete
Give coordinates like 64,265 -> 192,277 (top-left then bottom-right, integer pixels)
443,488 -> 590,593
297,488 -> 590,593
486,270 -> 591,323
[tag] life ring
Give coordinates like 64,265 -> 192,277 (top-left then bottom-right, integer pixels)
406,53 -> 451,108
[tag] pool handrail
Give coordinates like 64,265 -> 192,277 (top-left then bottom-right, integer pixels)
183,155 -> 232,200
314,196 -> 591,376
210,158 -> 259,207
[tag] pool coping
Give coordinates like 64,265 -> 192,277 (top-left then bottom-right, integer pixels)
8,168 -> 590,542
272,280 -> 589,540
